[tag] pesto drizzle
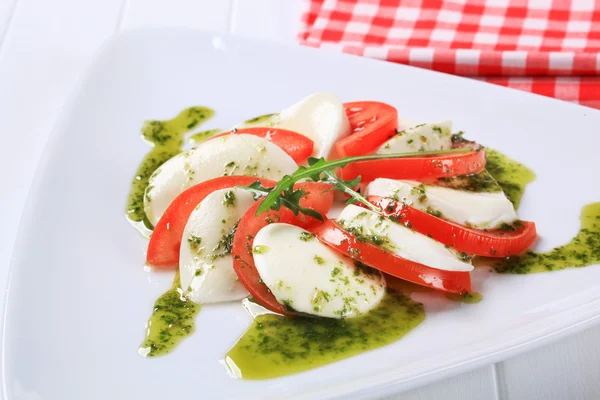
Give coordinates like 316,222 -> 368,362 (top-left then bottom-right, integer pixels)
485,148 -> 536,208
242,113 -> 278,126
480,149 -> 600,275
126,107 -> 214,236
494,203 -> 600,274
225,290 -> 424,380
139,272 -> 200,357
188,128 -> 222,145
435,170 -> 502,193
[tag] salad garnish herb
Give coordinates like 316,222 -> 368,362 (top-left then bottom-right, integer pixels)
239,148 -> 472,220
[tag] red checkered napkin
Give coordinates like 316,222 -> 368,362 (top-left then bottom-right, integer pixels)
299,0 -> 600,109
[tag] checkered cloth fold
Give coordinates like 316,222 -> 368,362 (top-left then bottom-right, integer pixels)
299,0 -> 600,109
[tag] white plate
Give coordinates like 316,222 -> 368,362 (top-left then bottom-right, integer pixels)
3,28 -> 600,400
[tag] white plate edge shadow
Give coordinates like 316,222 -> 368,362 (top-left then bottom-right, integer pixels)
2,27 -> 600,400
0,26 -> 143,400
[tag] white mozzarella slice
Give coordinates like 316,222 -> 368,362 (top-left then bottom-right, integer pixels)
179,188 -> 256,304
397,118 -> 420,131
366,178 -> 518,229
144,134 -> 297,225
252,223 -> 386,318
337,205 -> 473,272
376,121 -> 452,154
239,92 -> 350,159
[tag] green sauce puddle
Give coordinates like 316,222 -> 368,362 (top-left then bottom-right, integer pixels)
126,106 -> 214,236
139,272 -> 201,357
485,148 -> 536,208
225,289 -> 424,380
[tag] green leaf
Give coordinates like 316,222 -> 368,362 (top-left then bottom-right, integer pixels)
321,171 -> 379,212
237,180 -> 272,200
252,148 -> 472,218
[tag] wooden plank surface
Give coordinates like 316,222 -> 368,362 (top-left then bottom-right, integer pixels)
500,325 -> 600,400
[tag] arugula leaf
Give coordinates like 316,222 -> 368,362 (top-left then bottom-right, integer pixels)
320,170 -> 380,212
239,148 -> 472,219
238,181 -> 325,220
243,180 -> 272,200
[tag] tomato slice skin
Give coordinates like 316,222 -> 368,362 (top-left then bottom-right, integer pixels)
215,128 -> 314,163
339,147 -> 487,183
369,196 -> 537,258
334,101 -> 398,158
146,176 -> 277,269
232,182 -> 334,315
311,220 -> 472,294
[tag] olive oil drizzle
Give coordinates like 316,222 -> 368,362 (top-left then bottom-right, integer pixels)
485,148 -> 536,208
225,289 -> 425,380
139,272 -> 200,357
125,106 -> 214,237
188,128 -> 223,145
483,149 -> 600,275
494,203 -> 600,274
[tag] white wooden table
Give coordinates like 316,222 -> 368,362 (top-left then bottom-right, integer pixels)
0,1 -> 598,399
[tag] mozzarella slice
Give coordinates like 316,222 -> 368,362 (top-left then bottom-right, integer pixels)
397,118 -> 420,131
376,121 -> 452,154
252,223 -> 386,318
144,134 -> 297,225
337,205 -> 473,272
239,92 -> 351,159
366,178 -> 518,229
179,188 -> 256,304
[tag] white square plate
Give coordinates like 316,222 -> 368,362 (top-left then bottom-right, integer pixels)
3,28 -> 600,400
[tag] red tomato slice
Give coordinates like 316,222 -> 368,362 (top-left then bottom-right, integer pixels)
311,220 -> 472,294
334,101 -> 398,158
369,196 -> 537,258
146,176 -> 276,269
232,182 -> 334,315
338,147 -> 487,183
215,128 -> 314,163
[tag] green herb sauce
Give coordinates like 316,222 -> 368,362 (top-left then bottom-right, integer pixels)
188,128 -> 222,145
225,290 -> 424,379
485,148 -> 536,208
139,273 -> 200,357
493,202 -> 600,274
242,113 -> 278,126
479,149 -> 600,275
390,278 -> 483,303
436,170 -> 502,193
253,245 -> 270,255
211,221 -> 239,259
126,107 -> 214,236
446,291 -> 483,303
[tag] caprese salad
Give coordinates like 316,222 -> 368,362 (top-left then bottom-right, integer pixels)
128,92 -> 543,377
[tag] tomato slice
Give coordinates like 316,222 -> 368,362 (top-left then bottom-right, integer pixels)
334,101 -> 398,158
215,127 -> 314,163
339,146 -> 487,183
311,220 -> 472,294
232,182 -> 334,315
369,196 -> 537,258
146,176 -> 276,269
